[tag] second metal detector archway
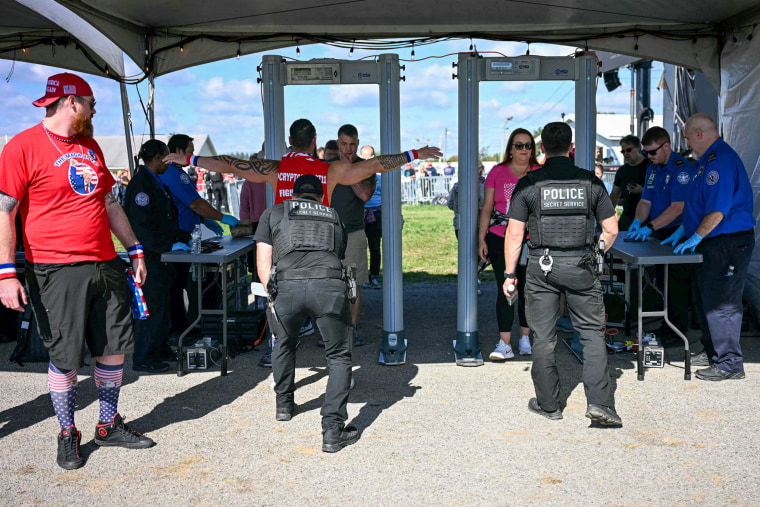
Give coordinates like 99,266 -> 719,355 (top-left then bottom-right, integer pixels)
453,52 -> 598,365
259,54 -> 407,365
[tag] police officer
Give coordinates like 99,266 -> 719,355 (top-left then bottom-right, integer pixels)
503,122 -> 622,426
124,140 -> 191,373
160,134 -> 239,335
663,113 -> 755,381
628,126 -> 695,335
255,174 -> 358,453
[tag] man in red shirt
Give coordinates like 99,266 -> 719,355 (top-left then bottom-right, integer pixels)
0,73 -> 155,470
165,119 -> 440,208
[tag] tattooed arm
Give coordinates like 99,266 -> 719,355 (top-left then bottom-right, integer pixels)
104,193 -> 147,285
328,147 -> 442,187
163,154 -> 279,188
0,191 -> 26,310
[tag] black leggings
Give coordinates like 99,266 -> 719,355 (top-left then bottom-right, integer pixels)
485,231 -> 528,333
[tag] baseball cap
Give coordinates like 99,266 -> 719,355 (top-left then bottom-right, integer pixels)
33,73 -> 93,108
293,174 -> 323,194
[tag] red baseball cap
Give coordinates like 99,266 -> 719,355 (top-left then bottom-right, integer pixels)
33,73 -> 93,108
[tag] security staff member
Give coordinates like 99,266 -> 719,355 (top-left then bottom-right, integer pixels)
255,174 -> 359,453
628,126 -> 696,335
124,140 -> 191,373
503,122 -> 622,426
663,113 -> 755,381
160,134 -> 239,335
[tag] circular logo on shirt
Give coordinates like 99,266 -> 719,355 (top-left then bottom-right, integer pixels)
180,172 -> 191,185
135,192 -> 150,206
706,170 -> 719,186
68,160 -> 99,196
88,149 -> 98,162
677,171 -> 690,184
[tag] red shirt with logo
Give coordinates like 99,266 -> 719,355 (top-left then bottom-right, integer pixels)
0,124 -> 117,263
275,152 -> 329,205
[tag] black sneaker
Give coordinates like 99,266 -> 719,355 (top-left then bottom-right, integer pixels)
57,426 -> 83,470
322,425 -> 360,453
353,325 -> 364,347
585,404 -> 623,426
94,413 -> 155,449
695,364 -> 745,381
528,398 -> 563,420
690,351 -> 711,367
133,362 -> 169,373
258,353 -> 272,368
369,276 -> 381,289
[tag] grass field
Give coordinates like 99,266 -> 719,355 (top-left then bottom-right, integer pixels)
113,206 -> 494,284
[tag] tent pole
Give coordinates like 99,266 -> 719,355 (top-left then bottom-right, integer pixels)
148,72 -> 156,140
119,81 -> 135,177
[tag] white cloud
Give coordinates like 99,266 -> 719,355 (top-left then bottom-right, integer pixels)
499,81 -> 532,94
198,77 -> 259,99
327,85 -> 378,107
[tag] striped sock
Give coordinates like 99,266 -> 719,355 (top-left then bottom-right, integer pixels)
48,363 -> 78,430
94,362 -> 124,424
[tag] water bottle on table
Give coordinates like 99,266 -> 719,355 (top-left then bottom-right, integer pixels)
191,224 -> 202,254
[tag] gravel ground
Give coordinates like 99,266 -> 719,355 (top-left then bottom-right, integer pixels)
1,281 -> 759,506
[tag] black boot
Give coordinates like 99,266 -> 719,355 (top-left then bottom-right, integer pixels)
322,425 -> 359,453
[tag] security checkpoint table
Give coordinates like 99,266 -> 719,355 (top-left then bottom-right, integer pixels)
162,236 -> 255,377
608,237 -> 702,380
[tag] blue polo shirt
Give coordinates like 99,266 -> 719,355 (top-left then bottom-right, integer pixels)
365,174 -> 382,208
159,163 -> 203,233
683,138 -> 755,238
641,151 -> 694,228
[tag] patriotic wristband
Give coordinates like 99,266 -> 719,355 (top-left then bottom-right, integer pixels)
127,244 -> 144,260
0,263 -> 16,280
186,155 -> 200,166
405,150 -> 419,162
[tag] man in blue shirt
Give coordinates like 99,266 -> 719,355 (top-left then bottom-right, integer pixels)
663,114 -> 755,381
160,134 -> 240,336
628,127 -> 696,334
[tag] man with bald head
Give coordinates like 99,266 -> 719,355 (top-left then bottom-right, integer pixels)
662,113 -> 755,381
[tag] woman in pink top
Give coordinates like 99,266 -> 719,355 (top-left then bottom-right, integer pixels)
478,128 -> 540,361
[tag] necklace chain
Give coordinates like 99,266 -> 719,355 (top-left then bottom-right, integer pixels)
41,122 -> 84,160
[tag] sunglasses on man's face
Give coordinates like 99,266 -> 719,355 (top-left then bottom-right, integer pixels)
642,141 -> 667,157
621,147 -> 636,154
513,142 -> 532,151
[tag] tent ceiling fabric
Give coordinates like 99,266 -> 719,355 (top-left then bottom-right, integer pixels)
2,0 -> 755,80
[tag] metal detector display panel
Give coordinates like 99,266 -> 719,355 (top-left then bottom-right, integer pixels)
286,63 -> 340,85
485,57 -> 540,80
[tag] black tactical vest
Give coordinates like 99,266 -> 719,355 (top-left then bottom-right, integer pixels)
527,175 -> 595,249
272,199 -> 346,263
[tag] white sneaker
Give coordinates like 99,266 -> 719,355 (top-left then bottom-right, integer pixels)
489,341 -> 514,360
519,335 -> 532,355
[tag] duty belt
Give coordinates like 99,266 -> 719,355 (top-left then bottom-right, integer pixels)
276,268 -> 344,281
527,247 -> 592,257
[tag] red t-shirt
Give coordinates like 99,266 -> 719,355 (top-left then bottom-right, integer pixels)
0,124 -> 117,263
275,152 -> 329,205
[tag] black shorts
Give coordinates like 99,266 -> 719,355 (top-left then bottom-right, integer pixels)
25,257 -> 135,370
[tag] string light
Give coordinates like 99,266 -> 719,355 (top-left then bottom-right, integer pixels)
236,42 -> 241,59
411,42 -> 415,59
296,40 -> 300,56
180,41 -> 184,53
350,42 -> 354,57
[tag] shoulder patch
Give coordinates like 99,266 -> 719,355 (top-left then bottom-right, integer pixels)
677,171 -> 690,184
706,170 -> 719,186
135,192 -> 150,206
675,158 -> 684,167
707,152 -> 717,163
180,172 -> 191,185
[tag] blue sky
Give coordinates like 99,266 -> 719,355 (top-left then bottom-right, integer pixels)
0,39 -> 663,158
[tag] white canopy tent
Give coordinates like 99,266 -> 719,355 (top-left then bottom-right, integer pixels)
2,0 -> 760,317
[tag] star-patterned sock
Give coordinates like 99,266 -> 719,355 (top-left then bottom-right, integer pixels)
94,362 -> 123,424
48,362 -> 78,430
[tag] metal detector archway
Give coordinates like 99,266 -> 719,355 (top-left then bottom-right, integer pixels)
260,54 -> 407,365
453,53 -> 598,365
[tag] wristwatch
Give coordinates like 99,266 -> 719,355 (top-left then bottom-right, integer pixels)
504,272 -> 517,279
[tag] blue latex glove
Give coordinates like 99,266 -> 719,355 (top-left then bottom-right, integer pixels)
626,219 -> 642,238
203,218 -> 224,236
632,225 -> 653,242
660,225 -> 685,246
674,232 -> 703,254
221,214 -> 240,227
172,242 -> 191,252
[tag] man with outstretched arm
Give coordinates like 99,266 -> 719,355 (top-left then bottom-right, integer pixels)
163,119 -> 441,206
